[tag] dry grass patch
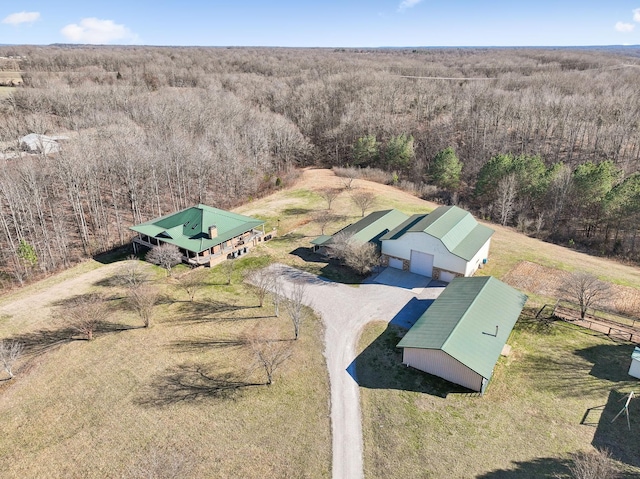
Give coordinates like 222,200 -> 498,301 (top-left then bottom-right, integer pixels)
0,258 -> 330,478
503,261 -> 640,317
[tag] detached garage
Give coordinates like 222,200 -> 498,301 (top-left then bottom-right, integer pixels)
397,276 -> 527,393
381,206 -> 494,281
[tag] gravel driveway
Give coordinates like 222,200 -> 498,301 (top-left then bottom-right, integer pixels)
264,264 -> 445,479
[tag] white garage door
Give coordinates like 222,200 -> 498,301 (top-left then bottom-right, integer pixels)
388,257 -> 403,270
439,271 -> 456,283
409,250 -> 434,277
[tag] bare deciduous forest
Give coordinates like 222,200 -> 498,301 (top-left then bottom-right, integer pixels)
1,45 -> 639,286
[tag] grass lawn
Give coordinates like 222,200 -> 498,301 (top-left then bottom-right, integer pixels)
0,257 -> 330,478
357,312 -> 640,478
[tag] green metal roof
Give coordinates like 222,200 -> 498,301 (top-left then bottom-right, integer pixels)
130,204 -> 264,253
311,209 -> 409,248
397,276 -> 528,380
380,206 -> 494,261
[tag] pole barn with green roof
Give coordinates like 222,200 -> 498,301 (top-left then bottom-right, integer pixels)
397,276 -> 527,393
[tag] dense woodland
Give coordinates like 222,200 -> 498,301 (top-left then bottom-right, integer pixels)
1,45 -> 640,286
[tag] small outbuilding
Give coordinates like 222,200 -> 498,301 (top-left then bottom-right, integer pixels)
397,276 -> 527,393
311,209 -> 409,253
381,206 -> 494,282
19,134 -> 68,155
629,347 -> 640,379
130,204 -> 266,267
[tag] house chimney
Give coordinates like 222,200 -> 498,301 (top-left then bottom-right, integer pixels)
208,225 -> 218,239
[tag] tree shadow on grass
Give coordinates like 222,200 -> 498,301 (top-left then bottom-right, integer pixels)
168,336 -> 249,353
171,299 -> 263,324
574,343 -> 636,382
350,324 -> 475,398
522,335 -> 638,398
136,364 -> 263,407
476,456 -> 571,478
5,321 -> 141,361
92,245 -> 132,264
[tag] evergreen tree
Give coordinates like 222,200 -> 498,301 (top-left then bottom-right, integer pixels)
428,147 -> 462,191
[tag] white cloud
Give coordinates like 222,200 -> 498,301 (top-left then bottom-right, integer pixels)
615,21 -> 635,33
634,8 -> 640,23
61,18 -> 138,44
398,0 -> 423,12
2,11 -> 40,25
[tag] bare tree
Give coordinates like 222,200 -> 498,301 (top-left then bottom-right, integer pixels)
0,340 -> 24,379
350,190 -> 376,217
221,259 -> 235,285
562,272 -> 611,319
65,294 -> 110,340
146,243 -> 182,276
327,232 -> 380,275
272,276 -> 283,317
284,280 -> 307,340
246,268 -> 273,307
129,284 -> 160,328
116,260 -> 150,288
568,449 -> 619,479
313,210 -> 337,235
246,325 -> 292,385
319,187 -> 341,210
176,268 -> 208,302
495,173 -> 517,226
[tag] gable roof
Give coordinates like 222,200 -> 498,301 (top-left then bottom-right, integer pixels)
130,204 -> 264,253
380,205 -> 494,261
312,209 -> 409,248
397,276 -> 527,380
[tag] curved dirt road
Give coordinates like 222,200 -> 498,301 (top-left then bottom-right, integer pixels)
265,264 -> 444,479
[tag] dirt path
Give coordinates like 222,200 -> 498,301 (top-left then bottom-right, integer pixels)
0,261 -> 126,335
261,264 -> 444,479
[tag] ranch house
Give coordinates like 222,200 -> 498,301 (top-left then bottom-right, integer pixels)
130,204 -> 266,267
397,276 -> 527,393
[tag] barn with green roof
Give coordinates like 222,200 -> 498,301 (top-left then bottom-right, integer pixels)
397,276 -> 527,393
130,204 -> 266,266
311,209 -> 409,253
381,205 -> 494,282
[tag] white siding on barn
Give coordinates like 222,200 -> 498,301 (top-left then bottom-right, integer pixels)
409,250 -> 434,277
382,232 -> 467,275
464,238 -> 492,276
403,348 -> 483,392
388,257 -> 403,270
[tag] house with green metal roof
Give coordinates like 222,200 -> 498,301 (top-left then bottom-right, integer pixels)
380,205 -> 494,282
130,204 -> 266,267
397,276 -> 527,393
311,209 -> 409,253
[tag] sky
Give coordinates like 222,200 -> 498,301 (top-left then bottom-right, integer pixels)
1,1 -> 640,48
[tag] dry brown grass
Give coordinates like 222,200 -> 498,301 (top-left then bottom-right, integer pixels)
0,258 -> 330,478
503,261 -> 640,317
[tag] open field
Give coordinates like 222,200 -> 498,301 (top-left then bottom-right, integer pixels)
358,317 -> 640,478
504,261 -> 640,318
0,257 -> 330,478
